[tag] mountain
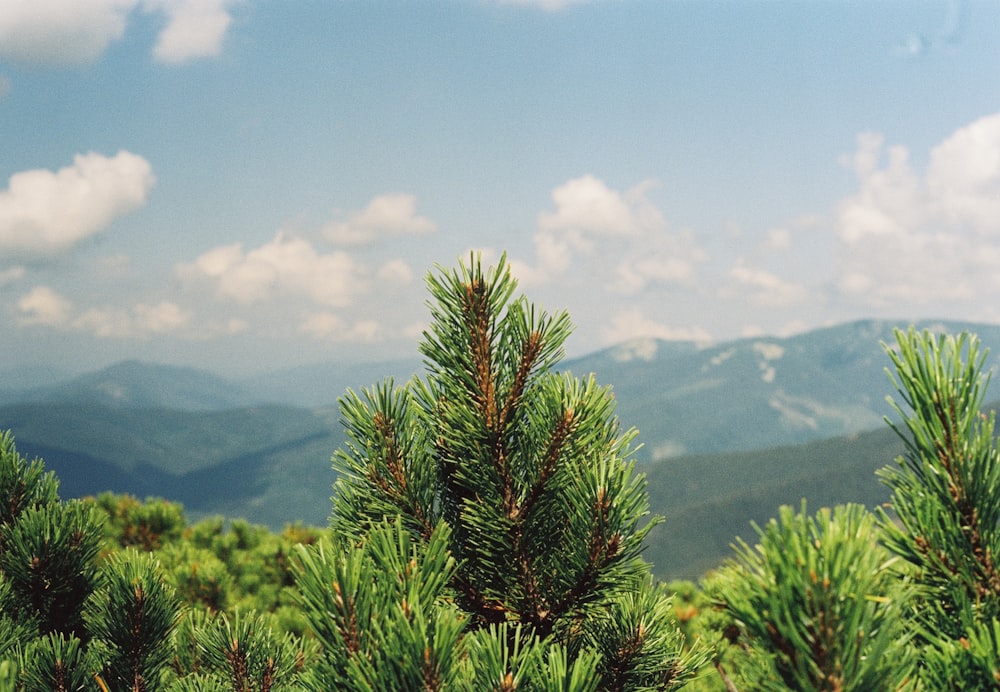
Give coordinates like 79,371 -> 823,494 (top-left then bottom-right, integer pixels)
1,360 -> 257,411
566,319 -> 1000,460
0,364 -> 74,393
5,401 -> 344,528
239,357 -> 422,408
643,424 -> 906,581
2,318 -> 999,579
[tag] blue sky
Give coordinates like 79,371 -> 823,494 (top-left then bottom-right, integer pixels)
2,0 -> 1000,377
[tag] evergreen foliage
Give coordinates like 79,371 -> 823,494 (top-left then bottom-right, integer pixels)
185,608 -> 306,691
320,253 -> 707,688
877,328 -> 1000,687
0,431 -> 59,528
707,503 -> 912,690
83,550 -> 180,690
0,500 -> 103,641
702,327 -> 1000,691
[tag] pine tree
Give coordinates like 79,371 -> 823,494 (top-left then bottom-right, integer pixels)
298,253 -> 708,689
84,550 -> 181,691
708,502 -> 912,691
877,327 -> 1000,688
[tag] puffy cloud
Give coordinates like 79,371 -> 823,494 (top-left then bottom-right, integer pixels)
377,258 -> 415,284
324,193 -> 436,246
518,175 -> 696,288
178,232 -> 367,308
610,229 -> 708,294
144,0 -> 239,64
134,301 -> 190,333
15,285 -> 191,337
835,114 -> 1000,308
599,306 -> 711,347
0,0 -> 237,67
726,260 -> 807,307
538,175 -> 663,237
0,151 -> 155,260
299,312 -> 380,342
516,175 -> 709,298
16,286 -> 71,327
0,0 -> 134,67
837,134 -> 922,245
925,113 -> 1000,233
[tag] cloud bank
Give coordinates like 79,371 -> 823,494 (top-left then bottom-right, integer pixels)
0,0 -> 239,66
837,113 -> 1000,307
0,151 -> 155,260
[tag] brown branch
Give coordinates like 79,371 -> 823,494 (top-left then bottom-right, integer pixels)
548,489 -> 620,624
514,408 -> 576,522
451,573 -> 507,627
498,330 -> 543,432
929,396 -> 1000,598
368,412 -> 432,538
714,661 -> 741,692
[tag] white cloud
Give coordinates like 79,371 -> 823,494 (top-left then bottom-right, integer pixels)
134,301 -> 190,333
377,258 -> 415,284
16,286 -> 71,327
0,0 -> 237,67
0,151 -> 155,260
143,0 -> 239,64
178,232 -> 367,307
835,114 -> 1000,308
925,112 -> 1000,233
538,175 -> 663,237
325,193 -> 436,246
838,134 -> 922,245
518,175 -> 703,290
16,285 -> 190,338
610,229 -> 707,294
0,0 -> 134,67
300,312 -> 380,342
726,260 -> 807,307
599,306 -> 711,347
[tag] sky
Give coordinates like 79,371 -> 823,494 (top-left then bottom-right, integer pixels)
2,0 -> 1000,378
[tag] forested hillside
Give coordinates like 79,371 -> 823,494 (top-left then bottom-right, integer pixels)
3,319 -> 1000,579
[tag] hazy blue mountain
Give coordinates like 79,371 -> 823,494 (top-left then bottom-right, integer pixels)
239,357 -> 422,408
644,424 -> 906,581
3,360 -> 258,411
4,401 -> 343,528
3,317 -> 1000,579
566,319 -> 1000,460
0,364 -> 76,404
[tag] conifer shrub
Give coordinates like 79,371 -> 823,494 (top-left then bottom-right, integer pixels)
295,254 -> 710,689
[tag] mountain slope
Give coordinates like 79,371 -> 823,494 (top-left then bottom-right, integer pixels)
2,360 -> 257,411
565,319 -> 1000,460
4,402 -> 344,528
642,424 -> 905,581
3,318 -> 1000,577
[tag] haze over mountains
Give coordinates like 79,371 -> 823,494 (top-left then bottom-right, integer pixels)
2,318 -> 998,579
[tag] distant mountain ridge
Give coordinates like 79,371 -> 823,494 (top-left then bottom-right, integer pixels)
0,360 -> 254,411
2,318 -> 1000,579
567,318 -> 1000,459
